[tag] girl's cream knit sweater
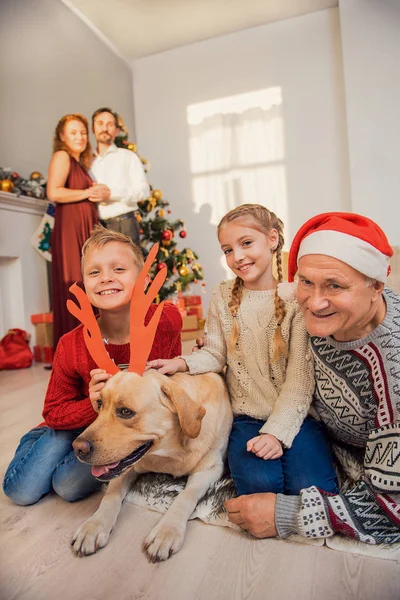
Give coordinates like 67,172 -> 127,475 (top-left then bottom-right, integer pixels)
183,280 -> 314,447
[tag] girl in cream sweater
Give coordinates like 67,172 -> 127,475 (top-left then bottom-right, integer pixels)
148,204 -> 338,496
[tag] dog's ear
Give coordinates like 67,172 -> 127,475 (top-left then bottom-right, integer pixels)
161,382 -> 206,439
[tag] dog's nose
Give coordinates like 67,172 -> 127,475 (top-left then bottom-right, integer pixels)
73,438 -> 93,459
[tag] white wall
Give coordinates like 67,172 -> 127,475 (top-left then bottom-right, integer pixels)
0,0 -> 135,176
132,9 -> 350,303
0,0 -> 136,335
339,0 -> 400,245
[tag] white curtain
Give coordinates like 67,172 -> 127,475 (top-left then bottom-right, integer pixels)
187,88 -> 288,233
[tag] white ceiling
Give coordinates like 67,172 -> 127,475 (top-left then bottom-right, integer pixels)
62,0 -> 338,62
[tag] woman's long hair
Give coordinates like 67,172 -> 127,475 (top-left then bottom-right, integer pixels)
53,114 -> 92,171
218,204 -> 288,362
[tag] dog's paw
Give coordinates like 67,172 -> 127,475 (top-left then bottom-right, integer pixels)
71,520 -> 112,557
143,523 -> 186,562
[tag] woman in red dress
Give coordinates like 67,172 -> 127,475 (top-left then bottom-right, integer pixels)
47,114 -> 110,351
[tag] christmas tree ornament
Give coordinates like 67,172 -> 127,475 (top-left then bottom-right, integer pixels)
0,179 -> 14,192
162,230 -> 173,241
158,209 -> 165,218
179,230 -> 187,238
179,265 -> 189,277
156,262 -> 167,271
194,278 -> 198,284
168,209 -> 172,214
11,172 -> 20,180
152,189 -> 163,200
135,214 -> 142,223
162,240 -> 171,247
127,143 -> 137,152
30,171 -> 43,180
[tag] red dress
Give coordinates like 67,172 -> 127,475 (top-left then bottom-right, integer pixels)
51,156 -> 98,351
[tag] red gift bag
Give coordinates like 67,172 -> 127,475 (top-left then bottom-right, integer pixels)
0,329 -> 33,370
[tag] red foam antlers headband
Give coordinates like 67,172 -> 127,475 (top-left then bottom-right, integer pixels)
67,243 -> 167,376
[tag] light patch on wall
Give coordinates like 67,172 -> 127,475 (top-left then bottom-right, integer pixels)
187,88 -> 287,278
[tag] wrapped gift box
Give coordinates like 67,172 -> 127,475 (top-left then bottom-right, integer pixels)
181,314 -> 198,341
183,295 -> 202,306
33,346 -> 53,363
31,313 -> 53,347
34,323 -> 53,347
187,306 -> 203,319
31,313 -> 53,324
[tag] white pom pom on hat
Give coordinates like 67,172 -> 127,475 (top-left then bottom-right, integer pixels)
288,212 -> 393,284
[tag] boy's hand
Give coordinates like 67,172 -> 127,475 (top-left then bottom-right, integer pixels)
145,358 -> 188,375
246,434 -> 283,460
89,368 -> 112,404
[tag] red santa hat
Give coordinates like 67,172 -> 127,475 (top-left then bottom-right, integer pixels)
288,212 -> 393,283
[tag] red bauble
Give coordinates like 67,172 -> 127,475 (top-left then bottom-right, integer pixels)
139,229 -> 144,234
156,262 -> 167,271
193,278 -> 198,284
11,172 -> 20,180
167,209 -> 172,214
162,230 -> 173,240
179,230 -> 187,239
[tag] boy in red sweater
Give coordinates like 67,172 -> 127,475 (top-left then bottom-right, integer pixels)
3,226 -> 182,505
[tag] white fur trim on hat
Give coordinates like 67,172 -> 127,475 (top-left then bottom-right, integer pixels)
298,230 -> 390,283
277,281 -> 298,301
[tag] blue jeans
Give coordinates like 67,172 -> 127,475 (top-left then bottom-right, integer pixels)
228,416 -> 339,496
2,427 -> 102,506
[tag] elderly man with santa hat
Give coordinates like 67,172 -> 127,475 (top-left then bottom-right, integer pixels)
225,212 -> 400,545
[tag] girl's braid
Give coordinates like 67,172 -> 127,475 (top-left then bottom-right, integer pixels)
227,276 -> 244,354
272,216 -> 288,361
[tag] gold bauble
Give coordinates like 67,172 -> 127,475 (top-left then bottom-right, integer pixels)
179,265 -> 189,277
158,209 -> 165,218
127,143 -> 137,152
162,240 -> 171,247
30,171 -> 43,180
135,214 -> 142,223
152,189 -> 163,200
0,179 -> 14,192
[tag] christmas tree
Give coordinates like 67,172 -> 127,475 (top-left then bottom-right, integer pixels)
115,115 -> 205,302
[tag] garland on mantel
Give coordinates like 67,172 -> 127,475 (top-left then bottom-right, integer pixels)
0,167 -> 47,199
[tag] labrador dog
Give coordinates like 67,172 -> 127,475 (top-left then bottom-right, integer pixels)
71,369 -> 232,562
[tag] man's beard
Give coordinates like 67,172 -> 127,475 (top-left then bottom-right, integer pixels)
98,133 -> 112,144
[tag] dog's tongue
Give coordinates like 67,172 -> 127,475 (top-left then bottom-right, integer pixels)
92,462 -> 120,477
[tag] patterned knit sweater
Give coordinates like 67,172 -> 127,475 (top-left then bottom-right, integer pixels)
41,304 -> 182,430
184,280 -> 314,448
276,288 -> 400,544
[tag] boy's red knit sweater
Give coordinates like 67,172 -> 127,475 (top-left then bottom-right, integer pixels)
41,303 -> 182,430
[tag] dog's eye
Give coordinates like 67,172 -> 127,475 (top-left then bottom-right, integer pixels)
117,407 -> 135,419
97,400 -> 102,410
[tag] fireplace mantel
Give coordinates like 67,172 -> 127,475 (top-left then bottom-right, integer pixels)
0,191 -> 48,216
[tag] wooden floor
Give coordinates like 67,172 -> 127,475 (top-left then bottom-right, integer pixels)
1,365 -> 400,600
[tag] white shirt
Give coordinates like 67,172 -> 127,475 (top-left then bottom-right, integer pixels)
91,144 -> 150,220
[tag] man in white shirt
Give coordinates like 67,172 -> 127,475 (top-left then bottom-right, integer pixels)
91,107 -> 150,245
